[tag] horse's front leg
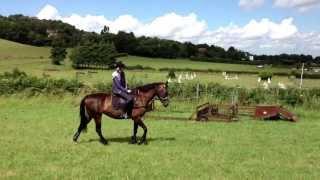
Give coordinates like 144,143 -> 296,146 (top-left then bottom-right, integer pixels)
137,119 -> 148,145
130,122 -> 138,144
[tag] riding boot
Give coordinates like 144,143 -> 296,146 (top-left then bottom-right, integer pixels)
127,101 -> 134,118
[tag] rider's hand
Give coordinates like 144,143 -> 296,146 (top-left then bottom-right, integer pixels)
127,89 -> 132,93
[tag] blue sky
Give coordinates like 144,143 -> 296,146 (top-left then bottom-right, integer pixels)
1,0 -> 320,56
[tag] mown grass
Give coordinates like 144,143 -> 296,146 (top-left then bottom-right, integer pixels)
0,95 -> 319,179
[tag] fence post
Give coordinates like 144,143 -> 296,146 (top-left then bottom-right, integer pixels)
196,83 -> 200,100
299,63 -> 304,89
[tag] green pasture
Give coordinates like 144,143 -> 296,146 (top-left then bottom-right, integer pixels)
0,38 -> 320,89
120,55 -> 290,73
0,39 -> 50,59
0,95 -> 319,179
1,39 -> 319,179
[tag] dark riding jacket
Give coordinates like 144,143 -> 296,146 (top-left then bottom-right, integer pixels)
112,70 -> 127,94
112,70 -> 134,106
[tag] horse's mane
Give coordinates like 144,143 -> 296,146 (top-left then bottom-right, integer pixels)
133,82 -> 163,92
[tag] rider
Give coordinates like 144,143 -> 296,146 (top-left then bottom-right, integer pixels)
112,61 -> 134,118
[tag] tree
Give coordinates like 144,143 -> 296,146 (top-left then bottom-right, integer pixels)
50,46 -> 67,65
315,56 -> 320,64
184,42 -> 197,58
114,31 -> 137,54
0,14 -> 83,47
100,25 -> 109,34
70,42 -> 117,69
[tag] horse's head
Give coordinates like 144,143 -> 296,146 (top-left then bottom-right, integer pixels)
155,82 -> 169,107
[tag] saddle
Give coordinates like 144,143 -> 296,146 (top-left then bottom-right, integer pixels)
111,92 -> 154,113
111,94 -> 128,110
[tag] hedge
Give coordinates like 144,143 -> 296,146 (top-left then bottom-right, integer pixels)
1,69 -> 320,108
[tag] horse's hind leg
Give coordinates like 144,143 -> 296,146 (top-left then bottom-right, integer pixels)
73,116 -> 92,142
94,114 -> 108,145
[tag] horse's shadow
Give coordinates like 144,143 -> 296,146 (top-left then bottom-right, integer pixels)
80,137 -> 176,144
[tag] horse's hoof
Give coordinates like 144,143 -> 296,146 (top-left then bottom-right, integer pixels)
129,140 -> 137,144
100,139 -> 109,145
73,135 -> 79,142
73,137 -> 78,143
129,136 -> 138,144
138,140 -> 148,145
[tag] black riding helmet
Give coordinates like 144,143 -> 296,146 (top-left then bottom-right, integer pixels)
115,61 -> 126,68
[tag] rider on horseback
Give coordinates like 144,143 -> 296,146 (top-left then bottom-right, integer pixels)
112,61 -> 134,119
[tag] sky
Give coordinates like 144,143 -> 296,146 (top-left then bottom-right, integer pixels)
1,0 -> 320,56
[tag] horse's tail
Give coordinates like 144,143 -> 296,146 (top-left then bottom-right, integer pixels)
79,97 -> 88,132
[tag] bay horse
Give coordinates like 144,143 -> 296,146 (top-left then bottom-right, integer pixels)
73,82 -> 169,145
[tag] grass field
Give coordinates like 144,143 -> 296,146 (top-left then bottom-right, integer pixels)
0,39 -> 50,59
0,95 -> 319,179
1,39 -> 320,179
120,56 -> 290,73
1,39 -> 320,89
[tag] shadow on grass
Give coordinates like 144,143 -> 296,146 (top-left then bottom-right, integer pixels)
80,137 -> 176,144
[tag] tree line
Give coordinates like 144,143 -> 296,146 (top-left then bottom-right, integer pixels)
0,14 -> 83,47
0,14 -> 319,66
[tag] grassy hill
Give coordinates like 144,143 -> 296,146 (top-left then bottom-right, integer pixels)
1,39 -> 319,89
0,39 -> 52,73
0,39 -> 50,59
0,38 -> 284,73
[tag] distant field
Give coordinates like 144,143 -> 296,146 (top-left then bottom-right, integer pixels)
0,39 -> 319,89
120,56 -> 290,73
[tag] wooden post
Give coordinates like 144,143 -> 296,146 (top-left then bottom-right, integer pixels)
75,72 -> 79,81
196,83 -> 200,100
300,63 -> 304,89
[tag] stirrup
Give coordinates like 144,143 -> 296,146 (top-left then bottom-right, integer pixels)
122,113 -> 128,119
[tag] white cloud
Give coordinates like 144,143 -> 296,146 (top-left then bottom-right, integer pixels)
239,0 -> 265,10
61,14 -> 111,33
198,18 -> 299,49
274,0 -> 320,12
37,4 -> 60,20
36,4 -> 320,56
199,18 -> 320,56
135,13 -> 207,42
110,15 -> 142,33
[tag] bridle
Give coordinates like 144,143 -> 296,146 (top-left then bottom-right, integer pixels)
158,96 -> 169,102
133,84 -> 169,108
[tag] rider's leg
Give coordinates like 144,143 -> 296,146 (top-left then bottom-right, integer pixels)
119,92 -> 134,117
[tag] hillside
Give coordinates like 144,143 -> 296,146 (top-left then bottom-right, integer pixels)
0,14 -> 82,47
0,38 -> 50,59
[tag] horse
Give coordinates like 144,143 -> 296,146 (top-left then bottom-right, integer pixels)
73,82 -> 169,145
